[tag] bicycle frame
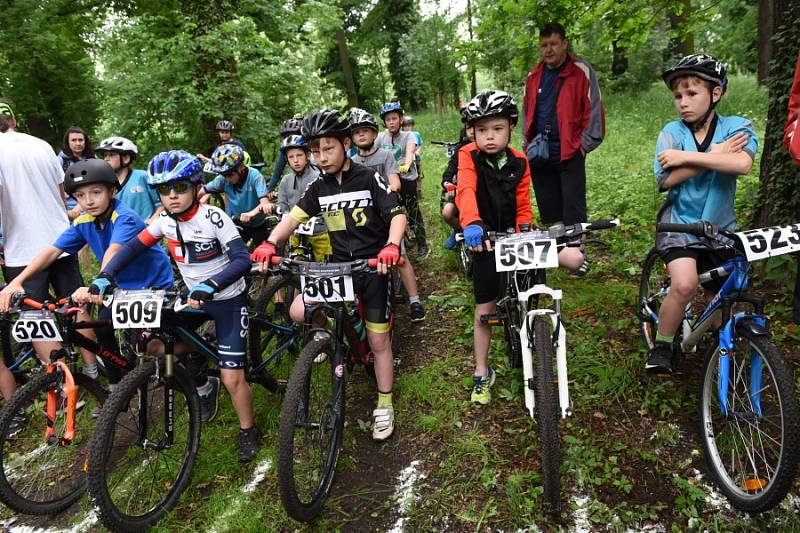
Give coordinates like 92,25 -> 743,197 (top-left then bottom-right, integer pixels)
514,270 -> 572,419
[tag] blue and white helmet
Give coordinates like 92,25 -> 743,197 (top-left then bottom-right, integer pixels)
146,150 -> 205,187
379,101 -> 403,119
280,135 -> 308,153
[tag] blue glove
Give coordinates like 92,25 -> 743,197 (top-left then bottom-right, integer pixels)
463,224 -> 485,248
89,273 -> 115,296
189,281 -> 216,303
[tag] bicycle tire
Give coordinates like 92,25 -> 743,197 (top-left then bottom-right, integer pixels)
0,370 -> 105,515
638,246 -> 667,351
698,330 -> 800,513
87,360 -> 200,532
534,316 -> 561,512
248,274 -> 301,367
459,242 -> 473,279
277,336 -> 344,522
503,300 -> 523,369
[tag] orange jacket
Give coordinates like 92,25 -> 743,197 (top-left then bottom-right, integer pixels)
456,142 -> 533,232
784,50 -> 800,165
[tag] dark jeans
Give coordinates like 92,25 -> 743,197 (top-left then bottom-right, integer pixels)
399,179 -> 427,247
530,152 -> 587,225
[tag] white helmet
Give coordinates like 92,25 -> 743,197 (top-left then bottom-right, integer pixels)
96,136 -> 139,160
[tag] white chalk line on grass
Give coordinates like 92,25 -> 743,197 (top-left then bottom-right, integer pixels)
208,457 -> 272,533
3,508 -> 98,533
386,460 -> 426,533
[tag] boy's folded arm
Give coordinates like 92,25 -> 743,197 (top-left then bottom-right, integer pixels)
682,150 -> 754,176
659,165 -> 705,190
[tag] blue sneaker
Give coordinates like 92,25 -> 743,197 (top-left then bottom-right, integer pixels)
443,232 -> 458,251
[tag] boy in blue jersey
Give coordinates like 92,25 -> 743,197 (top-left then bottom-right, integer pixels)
96,136 -> 164,224
646,54 -> 758,375
0,159 -> 174,433
200,143 -> 275,248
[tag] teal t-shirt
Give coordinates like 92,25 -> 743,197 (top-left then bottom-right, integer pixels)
204,166 -> 268,216
117,168 -> 161,221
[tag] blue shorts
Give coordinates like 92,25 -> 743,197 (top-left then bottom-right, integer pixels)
181,292 -> 249,370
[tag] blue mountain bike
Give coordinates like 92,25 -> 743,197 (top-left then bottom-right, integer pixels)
637,220 -> 800,513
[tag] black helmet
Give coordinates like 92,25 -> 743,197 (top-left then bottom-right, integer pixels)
216,120 -> 234,131
465,90 -> 519,126
301,109 -> 350,141
662,54 -> 728,93
65,159 -> 118,196
348,108 -> 379,132
279,118 -> 303,136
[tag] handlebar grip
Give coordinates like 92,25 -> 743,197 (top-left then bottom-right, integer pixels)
586,218 -> 620,231
656,222 -> 707,236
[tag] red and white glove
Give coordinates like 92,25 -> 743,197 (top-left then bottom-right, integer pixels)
377,243 -> 401,267
251,241 -> 277,266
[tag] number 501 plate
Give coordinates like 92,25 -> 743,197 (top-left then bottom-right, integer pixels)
112,289 -> 165,329
494,234 -> 558,272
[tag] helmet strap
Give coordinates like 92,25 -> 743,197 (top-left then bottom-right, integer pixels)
93,200 -> 116,230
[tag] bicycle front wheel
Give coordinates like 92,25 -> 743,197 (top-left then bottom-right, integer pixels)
0,370 -> 105,515
638,247 -> 668,351
248,273 -> 301,370
534,316 -> 560,512
699,330 -> 800,513
277,336 -> 344,522
87,360 -> 200,532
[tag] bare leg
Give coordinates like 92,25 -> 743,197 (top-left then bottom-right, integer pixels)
220,369 -> 254,428
473,300 -> 496,375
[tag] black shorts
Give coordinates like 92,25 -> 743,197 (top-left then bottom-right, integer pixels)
660,247 -> 736,292
472,251 -> 501,304
5,255 -> 83,303
354,272 -> 390,333
531,152 -> 587,225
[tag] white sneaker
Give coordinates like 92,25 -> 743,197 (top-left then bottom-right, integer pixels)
372,407 -> 394,441
312,331 -> 330,363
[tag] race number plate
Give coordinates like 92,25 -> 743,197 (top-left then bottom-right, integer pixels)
111,289 -> 165,329
12,310 -> 62,342
494,233 -> 558,272
295,217 -> 318,236
300,263 -> 355,303
734,224 -> 800,262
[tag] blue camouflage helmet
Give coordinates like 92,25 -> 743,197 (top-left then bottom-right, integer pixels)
280,135 -> 309,153
210,143 -> 245,174
146,150 -> 205,187
379,101 -> 404,120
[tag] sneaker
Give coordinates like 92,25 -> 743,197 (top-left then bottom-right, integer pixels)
239,426 -> 263,462
198,376 -> 220,423
372,407 -> 394,441
470,368 -> 495,405
409,301 -> 425,322
645,342 -> 674,375
569,255 -> 590,277
312,331 -> 330,363
417,244 -> 430,259
6,409 -> 28,438
443,232 -> 458,251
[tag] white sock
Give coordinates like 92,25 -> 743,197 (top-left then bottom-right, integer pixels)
409,295 -> 420,304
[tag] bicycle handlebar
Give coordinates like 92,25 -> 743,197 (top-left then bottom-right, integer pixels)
656,221 -> 715,237
456,218 -> 621,244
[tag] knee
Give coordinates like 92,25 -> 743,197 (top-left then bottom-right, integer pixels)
289,296 -> 305,324
221,369 -> 245,390
670,278 -> 698,301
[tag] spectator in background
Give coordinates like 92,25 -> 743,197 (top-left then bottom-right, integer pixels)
784,50 -> 800,164
522,21 -> 605,276
197,120 -> 246,163
57,125 -> 96,220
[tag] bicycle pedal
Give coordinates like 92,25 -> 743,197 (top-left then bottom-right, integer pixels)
479,314 -> 503,326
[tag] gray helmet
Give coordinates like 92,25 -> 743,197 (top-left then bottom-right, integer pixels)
216,120 -> 235,131
96,136 -> 138,160
348,108 -> 379,133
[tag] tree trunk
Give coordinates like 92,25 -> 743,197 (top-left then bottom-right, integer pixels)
757,0 -> 774,85
335,28 -> 359,108
611,40 -> 628,77
669,0 -> 694,58
754,0 -> 800,226
466,0 -> 477,97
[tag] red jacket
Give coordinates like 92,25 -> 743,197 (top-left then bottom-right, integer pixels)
784,50 -> 800,166
522,54 -> 605,161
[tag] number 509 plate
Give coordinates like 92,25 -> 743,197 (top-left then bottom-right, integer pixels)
112,289 -> 165,329
494,234 -> 558,272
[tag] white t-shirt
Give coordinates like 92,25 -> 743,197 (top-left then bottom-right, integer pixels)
0,131 -> 69,266
145,204 -> 246,300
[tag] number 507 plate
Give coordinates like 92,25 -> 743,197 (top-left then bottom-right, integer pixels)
494,234 -> 558,272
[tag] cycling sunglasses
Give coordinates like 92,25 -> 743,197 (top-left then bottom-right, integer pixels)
155,181 -> 193,195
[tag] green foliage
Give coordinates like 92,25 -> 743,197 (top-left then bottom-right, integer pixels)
98,1 -> 343,162
0,0 -> 102,145
693,0 -> 758,73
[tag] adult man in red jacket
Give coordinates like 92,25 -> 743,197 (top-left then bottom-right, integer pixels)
522,22 -> 605,270
784,50 -> 800,165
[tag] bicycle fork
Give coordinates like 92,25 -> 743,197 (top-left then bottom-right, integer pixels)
518,285 -> 571,419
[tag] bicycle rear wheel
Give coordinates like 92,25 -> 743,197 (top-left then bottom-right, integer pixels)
699,330 -> 800,513
533,316 -> 560,512
277,336 -> 344,522
87,359 -> 200,532
459,242 -> 473,279
0,370 -> 105,514
638,247 -> 668,351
